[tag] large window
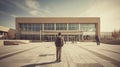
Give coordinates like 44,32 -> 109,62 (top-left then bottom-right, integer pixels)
44,24 -> 54,30
80,24 -> 95,32
19,23 -> 28,31
56,24 -> 67,30
33,24 -> 42,31
68,24 -> 79,30
20,23 -> 42,32
20,23 -> 25,31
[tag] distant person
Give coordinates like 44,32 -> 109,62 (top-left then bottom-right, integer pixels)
71,38 -> 74,43
55,32 -> 64,62
64,38 -> 66,44
86,35 -> 89,40
95,35 -> 100,45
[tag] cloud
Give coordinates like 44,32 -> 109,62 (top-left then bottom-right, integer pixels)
25,0 -> 40,10
79,0 -> 120,32
10,14 -> 18,17
5,0 -> 51,16
29,10 -> 41,16
25,0 -> 51,16
6,0 -> 30,13
0,11 -> 16,17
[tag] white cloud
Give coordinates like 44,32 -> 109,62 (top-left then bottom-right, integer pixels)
25,0 -> 40,16
25,0 -> 40,10
29,10 -> 41,16
25,0 -> 51,16
7,0 -> 36,16
79,0 -> 120,32
10,14 -> 18,17
7,0 -> 28,11
6,0 -> 51,16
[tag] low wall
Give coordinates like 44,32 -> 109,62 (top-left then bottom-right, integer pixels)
0,40 -> 4,46
16,40 -> 30,44
4,40 -> 18,45
0,40 -> 30,45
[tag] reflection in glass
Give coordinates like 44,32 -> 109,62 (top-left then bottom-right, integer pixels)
44,24 -> 54,30
56,24 -> 67,30
68,24 -> 79,30
80,24 -> 95,32
20,23 -> 42,32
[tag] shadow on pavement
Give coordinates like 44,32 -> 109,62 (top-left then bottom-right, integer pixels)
39,54 -> 55,57
22,61 -> 58,67
101,40 -> 120,45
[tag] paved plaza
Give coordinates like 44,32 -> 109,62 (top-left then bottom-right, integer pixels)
0,42 -> 120,67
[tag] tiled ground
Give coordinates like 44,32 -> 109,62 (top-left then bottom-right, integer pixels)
0,42 -> 120,67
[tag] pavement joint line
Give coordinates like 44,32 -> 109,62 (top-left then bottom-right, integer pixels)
75,44 -> 120,67
0,46 -> 39,60
64,45 -> 73,67
101,49 -> 120,54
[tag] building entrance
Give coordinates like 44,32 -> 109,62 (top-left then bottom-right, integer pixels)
63,35 -> 82,41
43,34 -> 83,42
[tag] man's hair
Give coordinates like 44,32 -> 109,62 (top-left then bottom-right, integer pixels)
58,32 -> 61,35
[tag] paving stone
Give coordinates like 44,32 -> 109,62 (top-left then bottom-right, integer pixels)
0,42 -> 119,67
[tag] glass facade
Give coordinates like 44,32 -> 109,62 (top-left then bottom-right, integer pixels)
56,23 -> 67,30
20,35 -> 40,40
19,23 -> 96,41
44,23 -> 54,30
68,24 -> 79,30
20,23 -> 42,31
80,24 -> 95,32
20,23 -> 95,32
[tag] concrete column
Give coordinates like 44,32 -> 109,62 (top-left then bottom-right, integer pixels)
79,24 -> 80,30
42,24 -> 44,41
42,24 -> 44,30
81,31 -> 83,41
40,30 -> 41,41
67,24 -> 68,31
79,24 -> 80,41
67,24 -> 69,41
95,20 -> 100,37
2,32 -> 4,39
54,23 -> 56,30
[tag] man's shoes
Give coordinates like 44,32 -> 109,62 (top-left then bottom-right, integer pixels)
58,60 -> 61,62
56,59 -> 61,62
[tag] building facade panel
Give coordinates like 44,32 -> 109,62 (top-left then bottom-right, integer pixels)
16,17 -> 100,41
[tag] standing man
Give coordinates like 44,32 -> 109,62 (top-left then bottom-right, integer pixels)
95,35 -> 100,45
55,32 -> 64,62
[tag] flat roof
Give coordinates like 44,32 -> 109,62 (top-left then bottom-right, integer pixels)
16,17 -> 100,24
0,26 -> 9,32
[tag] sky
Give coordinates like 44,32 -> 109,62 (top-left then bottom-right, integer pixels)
0,0 -> 120,32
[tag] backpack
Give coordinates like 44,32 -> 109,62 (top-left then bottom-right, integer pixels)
55,36 -> 63,47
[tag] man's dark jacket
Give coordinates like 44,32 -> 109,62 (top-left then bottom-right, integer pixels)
55,36 -> 64,47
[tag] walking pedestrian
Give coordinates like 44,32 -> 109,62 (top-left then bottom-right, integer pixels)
95,35 -> 100,45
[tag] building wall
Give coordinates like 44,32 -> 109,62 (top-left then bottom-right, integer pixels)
100,32 -> 113,40
16,17 -> 100,41
0,26 -> 16,39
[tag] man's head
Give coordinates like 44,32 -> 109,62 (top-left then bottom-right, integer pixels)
58,32 -> 61,36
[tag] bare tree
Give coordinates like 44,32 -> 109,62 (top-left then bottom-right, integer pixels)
112,30 -> 120,40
